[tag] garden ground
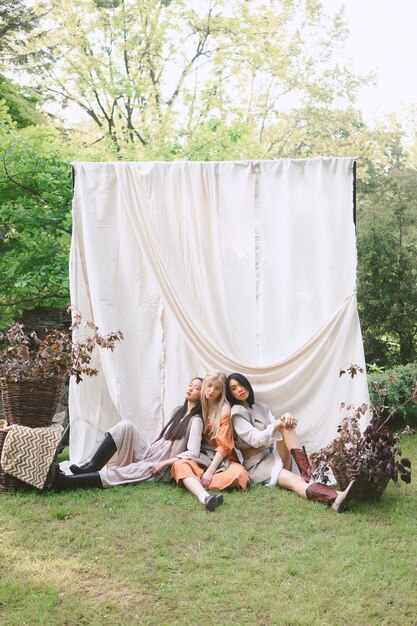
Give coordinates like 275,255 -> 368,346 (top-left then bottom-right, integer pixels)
0,437 -> 416,626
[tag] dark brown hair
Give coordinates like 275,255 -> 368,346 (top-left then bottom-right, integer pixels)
156,377 -> 203,441
226,373 -> 255,408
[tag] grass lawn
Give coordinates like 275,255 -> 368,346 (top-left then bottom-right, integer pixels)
0,436 -> 416,626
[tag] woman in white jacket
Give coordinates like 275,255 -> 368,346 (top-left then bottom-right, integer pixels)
226,373 -> 359,512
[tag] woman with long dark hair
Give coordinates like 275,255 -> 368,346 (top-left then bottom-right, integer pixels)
171,371 -> 249,511
54,377 -> 204,490
226,373 -> 359,512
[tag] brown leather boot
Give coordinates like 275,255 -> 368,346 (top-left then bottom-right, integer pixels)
306,479 -> 358,513
290,446 -> 311,483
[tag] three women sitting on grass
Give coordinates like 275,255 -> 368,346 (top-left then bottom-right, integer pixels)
56,370 -> 358,512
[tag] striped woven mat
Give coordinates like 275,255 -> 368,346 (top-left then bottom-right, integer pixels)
0,423 -> 63,489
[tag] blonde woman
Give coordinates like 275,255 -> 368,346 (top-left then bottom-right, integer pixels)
172,371 -> 249,511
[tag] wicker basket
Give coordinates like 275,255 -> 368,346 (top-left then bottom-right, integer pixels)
330,462 -> 390,502
0,430 -> 34,493
0,378 -> 63,427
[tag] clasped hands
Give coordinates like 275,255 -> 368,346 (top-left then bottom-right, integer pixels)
273,412 -> 298,434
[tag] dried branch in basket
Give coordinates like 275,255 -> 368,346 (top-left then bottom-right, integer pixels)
0,309 -> 123,384
310,365 -> 412,489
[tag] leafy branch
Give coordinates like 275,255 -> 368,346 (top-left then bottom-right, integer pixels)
310,365 -> 413,489
0,309 -> 123,383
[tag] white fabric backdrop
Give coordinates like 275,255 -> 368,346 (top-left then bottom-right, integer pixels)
69,158 -> 369,463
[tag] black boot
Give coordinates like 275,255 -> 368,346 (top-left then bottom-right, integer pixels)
53,468 -> 103,491
69,434 -> 117,474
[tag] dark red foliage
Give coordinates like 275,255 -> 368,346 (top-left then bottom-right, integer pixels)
311,370 -> 412,489
0,310 -> 123,384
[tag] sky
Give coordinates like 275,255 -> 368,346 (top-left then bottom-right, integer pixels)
323,0 -> 417,124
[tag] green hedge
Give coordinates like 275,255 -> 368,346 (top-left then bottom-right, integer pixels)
367,362 -> 417,428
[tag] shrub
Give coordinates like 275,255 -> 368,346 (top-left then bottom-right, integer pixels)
367,363 -> 417,428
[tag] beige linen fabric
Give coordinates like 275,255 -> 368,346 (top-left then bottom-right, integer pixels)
99,417 -> 203,487
69,158 -> 369,463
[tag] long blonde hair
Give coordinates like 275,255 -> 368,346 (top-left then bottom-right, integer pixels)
200,370 -> 227,438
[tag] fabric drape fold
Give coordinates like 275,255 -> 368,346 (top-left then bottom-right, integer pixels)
69,158 -> 368,463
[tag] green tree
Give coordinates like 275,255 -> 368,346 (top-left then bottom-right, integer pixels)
0,74 -> 44,127
2,0 -> 416,370
357,168 -> 417,365
0,106 -> 73,325
0,0 -> 43,63
21,0 -> 365,153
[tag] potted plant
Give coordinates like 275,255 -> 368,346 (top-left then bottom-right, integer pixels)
0,310 -> 123,427
310,364 -> 413,502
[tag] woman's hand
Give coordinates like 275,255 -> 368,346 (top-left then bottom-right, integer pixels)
273,418 -> 285,434
201,469 -> 214,488
150,461 -> 166,475
281,412 -> 298,430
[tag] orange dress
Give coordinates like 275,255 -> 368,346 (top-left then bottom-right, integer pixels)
171,414 -> 249,491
